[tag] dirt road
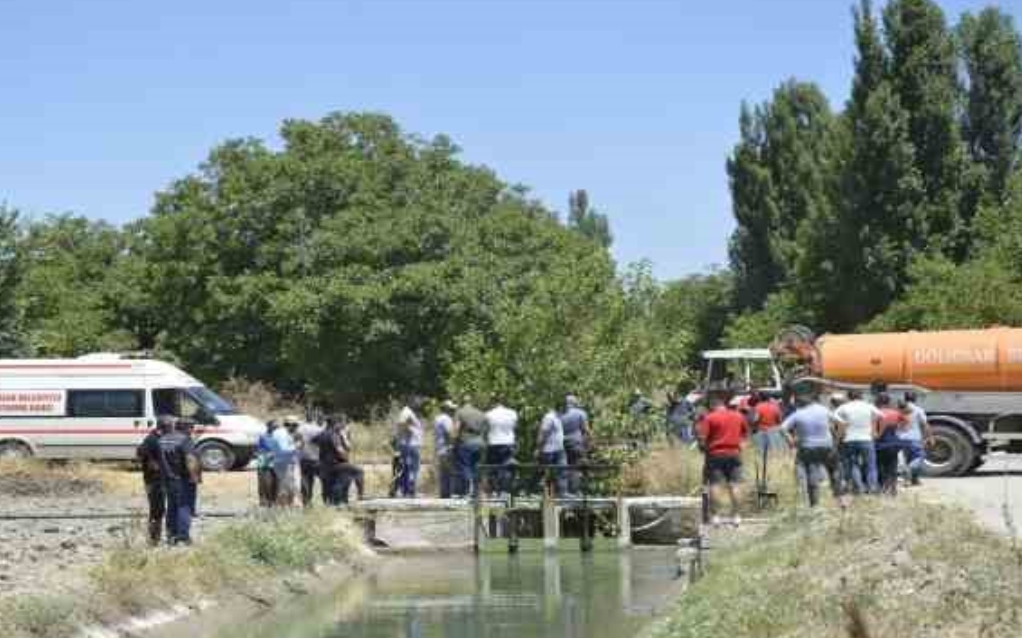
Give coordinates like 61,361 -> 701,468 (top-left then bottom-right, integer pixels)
923,453 -> 1022,537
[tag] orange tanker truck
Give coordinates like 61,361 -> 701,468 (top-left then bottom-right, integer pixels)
695,326 -> 1022,477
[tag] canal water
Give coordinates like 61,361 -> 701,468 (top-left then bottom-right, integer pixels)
222,545 -> 683,638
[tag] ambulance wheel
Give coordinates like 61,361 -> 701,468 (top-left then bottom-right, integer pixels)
0,441 -> 33,462
197,441 -> 235,473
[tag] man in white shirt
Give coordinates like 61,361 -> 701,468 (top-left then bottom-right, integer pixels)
297,419 -> 324,507
831,390 -> 881,494
484,399 -> 518,496
394,402 -> 424,497
434,401 -> 458,498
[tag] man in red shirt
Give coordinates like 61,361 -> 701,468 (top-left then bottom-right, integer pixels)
697,396 -> 749,526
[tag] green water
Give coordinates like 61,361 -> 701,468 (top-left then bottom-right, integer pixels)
229,545 -> 683,638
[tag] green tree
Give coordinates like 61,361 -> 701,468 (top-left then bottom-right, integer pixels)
959,7 -> 1022,203
653,270 -> 734,368
798,0 -> 925,331
16,215 -> 133,355
567,189 -> 613,248
727,80 -> 835,310
884,0 -> 969,249
0,206 -> 25,356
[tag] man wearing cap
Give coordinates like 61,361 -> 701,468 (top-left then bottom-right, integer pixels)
137,415 -> 173,545
157,415 -> 196,544
434,401 -> 458,499
177,420 -> 202,519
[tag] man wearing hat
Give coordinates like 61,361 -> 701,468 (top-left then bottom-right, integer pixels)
434,400 -> 458,498
157,415 -> 196,544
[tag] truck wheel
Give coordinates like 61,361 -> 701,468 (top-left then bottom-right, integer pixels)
197,441 -> 236,473
0,441 -> 32,462
924,424 -> 975,477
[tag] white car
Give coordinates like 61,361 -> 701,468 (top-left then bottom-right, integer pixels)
0,353 -> 264,471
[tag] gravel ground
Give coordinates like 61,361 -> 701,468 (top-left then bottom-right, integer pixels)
922,452 -> 1022,537
0,466 -> 256,599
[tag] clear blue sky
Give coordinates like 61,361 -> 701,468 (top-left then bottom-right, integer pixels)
1,0 -> 1014,278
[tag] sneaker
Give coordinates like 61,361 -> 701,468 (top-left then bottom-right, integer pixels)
710,515 -> 723,527
732,515 -> 742,528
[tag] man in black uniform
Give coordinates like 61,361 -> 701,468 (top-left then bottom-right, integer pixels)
137,415 -> 174,545
158,418 -> 196,545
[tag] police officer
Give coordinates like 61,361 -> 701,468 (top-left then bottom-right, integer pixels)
137,415 -> 173,545
158,416 -> 197,545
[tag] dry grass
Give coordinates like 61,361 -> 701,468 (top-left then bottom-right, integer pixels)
0,460 -> 106,498
646,497 -> 1022,638
623,442 -> 799,508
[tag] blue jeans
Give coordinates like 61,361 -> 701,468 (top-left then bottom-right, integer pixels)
436,452 -> 455,499
841,441 -> 878,494
164,478 -> 192,544
539,450 -> 568,496
456,444 -> 483,496
398,445 -> 421,497
486,445 -> 516,494
902,440 -> 926,481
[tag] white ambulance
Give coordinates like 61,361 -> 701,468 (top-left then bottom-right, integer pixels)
0,354 -> 264,471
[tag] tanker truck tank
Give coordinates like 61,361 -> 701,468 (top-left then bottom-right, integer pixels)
770,325 -> 1022,478
815,328 -> 1022,391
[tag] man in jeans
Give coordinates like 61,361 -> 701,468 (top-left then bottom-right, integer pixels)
560,395 -> 590,495
454,399 -> 486,497
781,395 -> 844,508
433,401 -> 458,499
394,401 -> 424,497
696,396 -> 748,526
899,391 -> 932,486
484,398 -> 519,496
157,417 -> 195,545
537,406 -> 566,496
832,389 -> 881,494
297,418 -> 324,506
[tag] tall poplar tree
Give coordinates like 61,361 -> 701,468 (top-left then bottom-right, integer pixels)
727,80 -> 835,311
959,7 -> 1022,204
883,0 -> 969,250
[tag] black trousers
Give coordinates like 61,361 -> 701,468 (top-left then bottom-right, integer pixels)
144,480 -> 166,544
321,463 -> 365,504
300,459 -> 320,506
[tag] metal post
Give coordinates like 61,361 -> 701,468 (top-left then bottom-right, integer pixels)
473,468 -> 482,555
508,465 -> 519,554
580,466 -> 593,553
542,475 -> 559,551
616,495 -> 631,549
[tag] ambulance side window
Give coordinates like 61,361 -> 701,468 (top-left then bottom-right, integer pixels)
68,390 -> 144,418
152,388 -> 203,420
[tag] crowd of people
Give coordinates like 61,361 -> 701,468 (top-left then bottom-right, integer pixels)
388,394 -> 592,499
137,381 -> 931,544
696,388 -> 933,526
255,415 -> 365,508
